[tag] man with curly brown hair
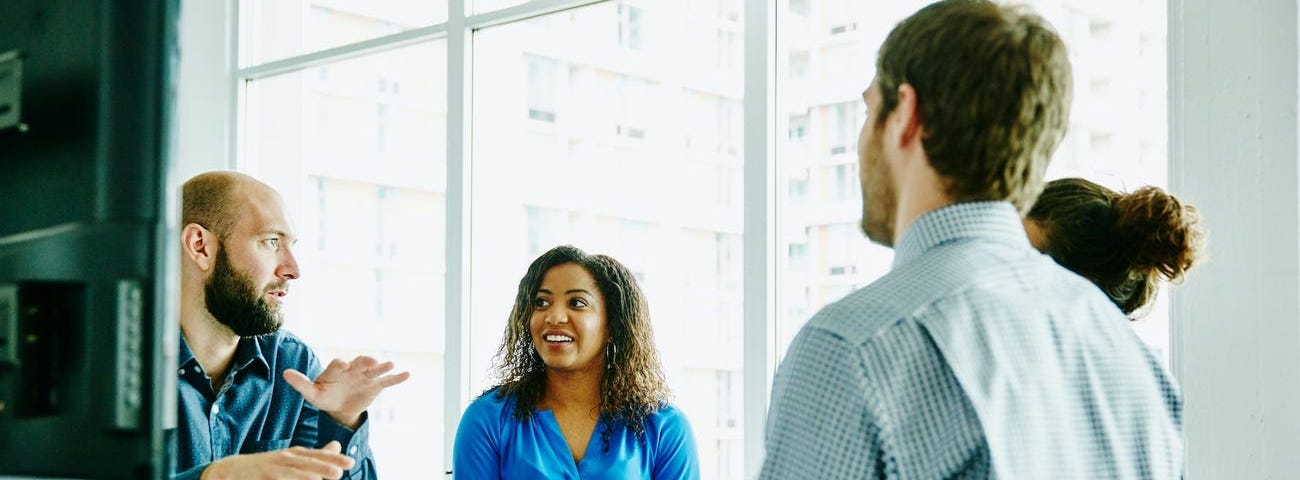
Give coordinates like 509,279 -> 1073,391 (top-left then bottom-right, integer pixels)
761,2 -> 1183,478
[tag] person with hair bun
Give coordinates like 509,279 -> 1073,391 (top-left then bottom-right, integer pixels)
1025,177 -> 1205,317
452,245 -> 699,479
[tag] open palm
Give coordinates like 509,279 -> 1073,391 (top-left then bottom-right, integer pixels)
283,355 -> 411,429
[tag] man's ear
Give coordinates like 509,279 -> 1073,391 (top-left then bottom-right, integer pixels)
181,223 -> 217,271
891,83 -> 924,149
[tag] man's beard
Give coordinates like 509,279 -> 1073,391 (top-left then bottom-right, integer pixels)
204,248 -> 284,337
859,121 -> 898,247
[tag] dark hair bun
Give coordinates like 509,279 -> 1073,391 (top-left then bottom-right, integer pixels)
1113,186 -> 1204,283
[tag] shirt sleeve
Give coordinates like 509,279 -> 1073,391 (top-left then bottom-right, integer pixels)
291,351 -> 378,480
759,327 -> 887,479
452,395 -> 502,479
650,407 -> 701,480
318,411 -> 376,479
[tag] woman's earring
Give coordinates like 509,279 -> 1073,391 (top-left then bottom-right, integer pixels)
605,342 -> 617,370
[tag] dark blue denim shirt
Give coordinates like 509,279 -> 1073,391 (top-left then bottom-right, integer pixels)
173,330 -> 374,479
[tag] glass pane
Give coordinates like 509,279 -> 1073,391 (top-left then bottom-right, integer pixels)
240,0 -> 448,66
242,41 -> 448,477
775,0 -> 1169,361
471,1 -> 745,478
774,0 -> 922,361
474,0 -> 531,15
1027,0 -> 1169,358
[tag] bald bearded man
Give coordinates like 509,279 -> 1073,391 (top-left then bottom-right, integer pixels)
174,171 -> 409,480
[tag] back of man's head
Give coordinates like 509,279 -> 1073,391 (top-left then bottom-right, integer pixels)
182,171 -> 247,239
876,0 -> 1072,211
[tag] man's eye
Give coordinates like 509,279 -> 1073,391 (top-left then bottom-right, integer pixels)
264,238 -> 280,247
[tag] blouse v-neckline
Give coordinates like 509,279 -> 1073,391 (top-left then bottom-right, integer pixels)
536,408 -> 604,472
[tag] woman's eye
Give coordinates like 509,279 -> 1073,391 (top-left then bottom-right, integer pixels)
533,298 -> 550,309
570,298 -> 588,308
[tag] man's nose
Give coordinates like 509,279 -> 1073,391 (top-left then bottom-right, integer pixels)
278,247 -> 300,280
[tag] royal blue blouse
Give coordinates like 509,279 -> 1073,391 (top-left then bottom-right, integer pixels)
452,389 -> 700,479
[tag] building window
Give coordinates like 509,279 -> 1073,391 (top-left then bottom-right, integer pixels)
789,113 -> 809,142
715,370 -> 741,428
788,242 -> 809,274
526,55 -> 560,123
525,206 -> 566,257
824,223 -> 859,277
715,233 -> 740,290
830,102 -> 857,155
614,75 -> 651,140
789,50 -> 810,79
832,163 -> 856,201
789,175 -> 809,204
716,98 -> 740,155
315,177 -> 328,252
715,30 -> 739,71
789,0 -> 810,17
1090,19 -> 1113,40
377,187 -> 399,258
376,104 -> 389,153
830,22 -> 857,36
617,3 -> 644,51
715,0 -> 740,23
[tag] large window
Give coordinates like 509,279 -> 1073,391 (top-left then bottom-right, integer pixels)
470,3 -> 745,477
774,0 -> 1170,360
239,0 -> 448,66
226,0 -> 1168,477
240,40 -> 448,477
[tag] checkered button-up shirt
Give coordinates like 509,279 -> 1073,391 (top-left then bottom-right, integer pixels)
760,201 -> 1183,479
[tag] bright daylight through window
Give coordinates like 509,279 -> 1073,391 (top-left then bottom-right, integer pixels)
233,0 -> 1167,477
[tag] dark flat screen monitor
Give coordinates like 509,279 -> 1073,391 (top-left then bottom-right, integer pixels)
0,0 -> 179,478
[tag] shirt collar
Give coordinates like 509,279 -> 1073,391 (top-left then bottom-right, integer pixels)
178,334 -> 197,369
892,201 -> 1031,269
177,332 -> 272,380
233,335 -> 272,379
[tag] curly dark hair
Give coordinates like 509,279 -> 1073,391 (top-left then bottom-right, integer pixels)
486,245 -> 671,451
1027,177 -> 1205,317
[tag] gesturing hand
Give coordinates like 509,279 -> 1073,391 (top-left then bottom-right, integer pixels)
283,355 -> 411,430
200,440 -> 353,480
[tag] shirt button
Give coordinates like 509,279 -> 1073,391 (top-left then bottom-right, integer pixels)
210,404 -> 219,415
193,366 -> 201,373
177,368 -> 185,376
349,445 -> 358,455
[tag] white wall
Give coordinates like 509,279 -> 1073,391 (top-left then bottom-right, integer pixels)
1169,0 -> 1300,477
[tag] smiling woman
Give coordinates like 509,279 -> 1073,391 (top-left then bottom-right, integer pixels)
530,263 -> 609,376
452,245 -> 701,479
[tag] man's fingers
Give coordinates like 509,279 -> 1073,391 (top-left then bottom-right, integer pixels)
284,442 -> 354,467
281,455 -> 344,479
377,371 -> 412,388
325,358 -> 348,372
366,361 -> 395,377
278,449 -> 350,479
282,369 -> 317,399
297,449 -> 354,470
350,355 -> 380,370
